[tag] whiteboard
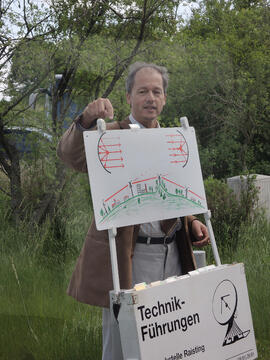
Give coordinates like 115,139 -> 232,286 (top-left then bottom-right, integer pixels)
83,126 -> 208,230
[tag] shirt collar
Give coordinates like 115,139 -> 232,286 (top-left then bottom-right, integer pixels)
129,114 -> 160,128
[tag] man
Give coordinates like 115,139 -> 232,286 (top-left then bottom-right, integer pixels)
57,62 -> 210,360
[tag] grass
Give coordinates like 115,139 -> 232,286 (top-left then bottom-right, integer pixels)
232,219 -> 270,358
0,184 -> 269,359
206,216 -> 270,359
0,179 -> 103,360
0,238 -> 102,359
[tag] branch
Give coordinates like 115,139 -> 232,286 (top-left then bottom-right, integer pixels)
101,0 -> 163,98
23,13 -> 53,38
0,0 -> 14,19
0,162 -> 8,176
101,0 -> 141,21
0,145 -> 11,175
9,101 -> 37,118
0,69 -> 51,120
104,2 -> 124,20
209,89 -> 245,110
0,13 -> 54,71
23,0 -> 31,35
102,0 -> 165,22
0,47 -> 17,71
0,185 -> 11,197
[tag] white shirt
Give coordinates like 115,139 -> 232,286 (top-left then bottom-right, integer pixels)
129,114 -> 182,238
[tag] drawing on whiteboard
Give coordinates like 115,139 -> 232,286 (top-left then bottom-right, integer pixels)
98,174 -> 205,224
212,280 -> 250,346
84,126 -> 208,230
97,132 -> 124,174
166,130 -> 189,167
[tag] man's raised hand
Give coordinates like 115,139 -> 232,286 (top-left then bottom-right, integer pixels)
80,98 -> 114,128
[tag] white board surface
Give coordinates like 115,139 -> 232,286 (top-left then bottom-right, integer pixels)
115,264 -> 257,360
83,126 -> 208,230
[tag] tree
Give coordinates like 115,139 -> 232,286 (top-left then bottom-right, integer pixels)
0,0 -> 180,223
155,0 -> 270,178
0,1 -> 55,222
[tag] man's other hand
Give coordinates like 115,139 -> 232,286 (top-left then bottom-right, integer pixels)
191,219 -> 210,248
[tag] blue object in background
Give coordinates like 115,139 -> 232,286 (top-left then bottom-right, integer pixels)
1,127 -> 52,156
1,74 -> 84,156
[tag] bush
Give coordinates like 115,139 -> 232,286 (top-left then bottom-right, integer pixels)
222,217 -> 270,344
204,175 -> 259,253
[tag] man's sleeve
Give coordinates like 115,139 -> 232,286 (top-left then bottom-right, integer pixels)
56,115 -> 92,173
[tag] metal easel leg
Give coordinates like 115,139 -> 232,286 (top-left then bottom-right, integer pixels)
204,210 -> 221,266
108,227 -> 120,293
107,227 -> 124,360
97,118 -> 123,358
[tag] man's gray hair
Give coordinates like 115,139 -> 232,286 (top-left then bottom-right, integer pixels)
125,62 -> 169,94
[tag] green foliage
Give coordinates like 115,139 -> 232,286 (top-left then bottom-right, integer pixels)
204,175 -> 259,252
2,1 -> 270,357
0,168 -> 92,264
1,0 -> 182,225
0,311 -> 102,360
0,170 -> 100,357
7,39 -> 54,94
0,223 -> 101,359
151,0 -> 270,179
1,183 -> 270,358
199,133 -> 243,179
221,217 -> 270,344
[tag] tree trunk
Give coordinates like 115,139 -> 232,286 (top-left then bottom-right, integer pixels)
0,128 -> 24,223
9,151 -> 23,224
31,161 -> 67,224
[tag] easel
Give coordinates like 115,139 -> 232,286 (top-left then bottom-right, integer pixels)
96,117 -> 223,360
97,117 -> 221,295
92,117 -> 257,360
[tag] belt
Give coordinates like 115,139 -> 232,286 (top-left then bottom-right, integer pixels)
137,233 -> 176,245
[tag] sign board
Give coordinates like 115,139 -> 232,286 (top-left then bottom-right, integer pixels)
113,264 -> 257,360
83,126 -> 207,230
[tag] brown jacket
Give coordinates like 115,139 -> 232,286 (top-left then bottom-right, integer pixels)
57,117 -> 197,308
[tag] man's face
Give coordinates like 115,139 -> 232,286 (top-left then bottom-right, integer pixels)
126,67 -> 166,128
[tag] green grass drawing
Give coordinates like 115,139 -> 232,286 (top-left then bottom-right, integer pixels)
99,181 -> 205,225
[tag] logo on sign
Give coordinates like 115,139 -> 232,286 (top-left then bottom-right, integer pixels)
212,279 -> 250,346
